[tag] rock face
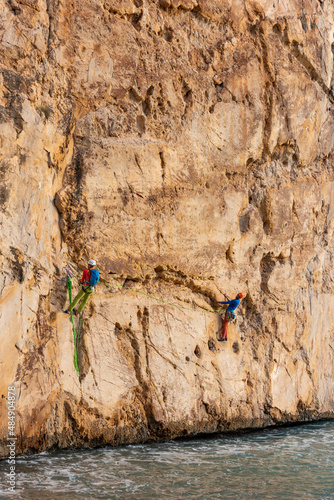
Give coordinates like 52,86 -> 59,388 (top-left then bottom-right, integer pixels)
1,0 -> 334,458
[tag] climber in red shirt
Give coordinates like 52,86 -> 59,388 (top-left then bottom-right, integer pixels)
64,259 -> 100,316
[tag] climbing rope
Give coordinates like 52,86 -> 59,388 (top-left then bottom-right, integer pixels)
64,264 -> 229,374
66,275 -> 80,376
101,280 -> 219,314
65,263 -> 224,315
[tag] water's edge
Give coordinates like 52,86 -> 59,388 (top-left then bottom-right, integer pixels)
3,415 -> 333,462
1,419 -> 334,500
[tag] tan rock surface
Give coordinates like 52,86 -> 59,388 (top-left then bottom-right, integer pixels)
1,0 -> 334,457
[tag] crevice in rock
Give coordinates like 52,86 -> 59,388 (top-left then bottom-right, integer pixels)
180,77 -> 193,120
272,20 -> 334,104
290,40 -> 334,104
1,69 -> 31,134
137,306 -> 150,375
249,187 -> 273,235
115,316 -> 167,439
194,345 -> 201,358
152,266 -> 220,304
134,153 -> 143,174
128,87 -> 143,103
9,246 -> 25,283
7,0 -> 22,15
63,401 -> 82,443
260,253 -> 276,295
159,151 -> 166,181
251,24 -> 277,160
54,133 -> 90,262
45,0 -> 58,60
77,318 -> 91,382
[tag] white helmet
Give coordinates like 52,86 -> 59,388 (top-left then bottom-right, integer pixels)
88,259 -> 96,266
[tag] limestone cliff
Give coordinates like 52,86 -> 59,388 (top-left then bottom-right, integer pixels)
1,0 -> 334,458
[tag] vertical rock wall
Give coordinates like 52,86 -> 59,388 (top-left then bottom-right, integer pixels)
1,0 -> 334,457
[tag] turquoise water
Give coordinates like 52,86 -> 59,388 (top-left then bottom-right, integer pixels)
1,420 -> 334,499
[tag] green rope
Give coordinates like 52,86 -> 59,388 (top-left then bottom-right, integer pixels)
101,280 -> 220,315
66,276 -> 80,376
67,265 -> 222,315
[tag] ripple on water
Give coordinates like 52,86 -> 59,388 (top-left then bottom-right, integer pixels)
0,421 -> 333,500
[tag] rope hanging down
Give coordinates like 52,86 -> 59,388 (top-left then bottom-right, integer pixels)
66,275 -> 80,376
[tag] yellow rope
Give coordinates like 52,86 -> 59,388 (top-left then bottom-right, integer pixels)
101,280 -> 221,315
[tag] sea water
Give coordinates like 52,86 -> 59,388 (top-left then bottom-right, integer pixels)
0,420 -> 334,500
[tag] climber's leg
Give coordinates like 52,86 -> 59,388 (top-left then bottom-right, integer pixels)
67,288 -> 85,312
77,291 -> 91,314
218,312 -> 229,341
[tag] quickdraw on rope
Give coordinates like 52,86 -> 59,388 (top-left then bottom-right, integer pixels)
66,275 -> 80,376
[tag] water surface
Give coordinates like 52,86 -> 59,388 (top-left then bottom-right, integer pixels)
1,420 -> 334,499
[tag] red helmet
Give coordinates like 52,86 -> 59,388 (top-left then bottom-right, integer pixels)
237,292 -> 244,299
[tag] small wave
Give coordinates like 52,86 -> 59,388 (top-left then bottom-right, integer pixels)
0,421 -> 333,500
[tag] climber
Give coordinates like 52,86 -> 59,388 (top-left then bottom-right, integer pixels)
216,293 -> 244,342
64,259 -> 100,316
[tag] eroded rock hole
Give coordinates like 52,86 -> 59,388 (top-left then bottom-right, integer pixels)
239,213 -> 250,233
232,341 -> 240,354
194,345 -> 201,358
208,339 -> 216,352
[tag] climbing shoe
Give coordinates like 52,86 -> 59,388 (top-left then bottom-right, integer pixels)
64,309 -> 77,316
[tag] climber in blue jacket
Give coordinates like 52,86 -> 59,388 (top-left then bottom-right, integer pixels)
217,293 -> 244,341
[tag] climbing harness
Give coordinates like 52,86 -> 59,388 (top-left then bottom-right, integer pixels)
225,310 -> 236,323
